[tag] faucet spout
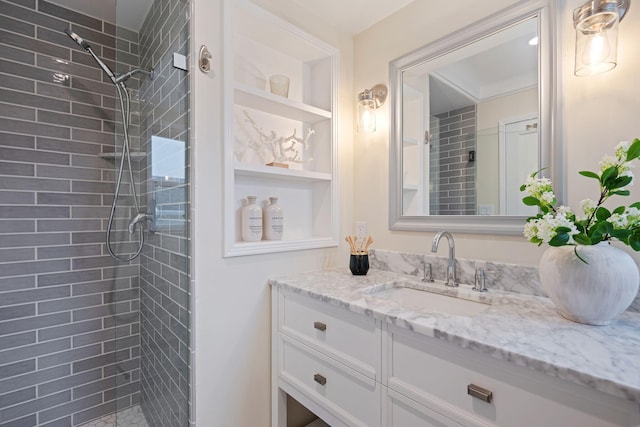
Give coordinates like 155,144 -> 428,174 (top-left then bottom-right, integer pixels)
431,230 -> 458,287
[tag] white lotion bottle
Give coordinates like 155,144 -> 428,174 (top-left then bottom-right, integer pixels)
242,196 -> 262,241
264,196 -> 284,240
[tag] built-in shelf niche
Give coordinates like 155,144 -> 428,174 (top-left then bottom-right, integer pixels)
223,0 -> 339,257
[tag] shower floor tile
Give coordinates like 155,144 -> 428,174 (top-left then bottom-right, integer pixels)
79,405 -> 149,427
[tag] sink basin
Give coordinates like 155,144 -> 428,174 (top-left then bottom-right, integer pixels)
371,285 -> 489,316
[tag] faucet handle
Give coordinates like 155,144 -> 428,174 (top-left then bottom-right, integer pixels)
473,268 -> 488,292
422,263 -> 434,283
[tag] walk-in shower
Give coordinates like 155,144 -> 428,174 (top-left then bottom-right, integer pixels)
0,0 -> 191,425
64,28 -> 153,262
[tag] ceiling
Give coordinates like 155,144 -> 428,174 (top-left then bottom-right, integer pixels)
47,0 -> 413,34
47,0 -> 154,31
290,0 -> 415,34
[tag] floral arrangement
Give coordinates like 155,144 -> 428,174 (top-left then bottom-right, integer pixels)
521,138 -> 640,255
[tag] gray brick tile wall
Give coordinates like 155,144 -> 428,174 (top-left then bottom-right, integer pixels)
0,0 -> 144,425
432,105 -> 477,215
1,0 -> 190,425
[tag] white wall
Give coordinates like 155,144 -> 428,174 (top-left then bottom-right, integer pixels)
191,0 -> 353,425
354,0 -> 640,266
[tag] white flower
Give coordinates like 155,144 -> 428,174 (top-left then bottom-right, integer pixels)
580,198 -> 596,217
557,205 -> 573,215
615,140 -> 631,161
523,221 -> 539,241
524,176 -> 555,205
608,206 -> 640,229
523,211 -> 580,244
541,191 -> 555,204
608,213 -> 628,229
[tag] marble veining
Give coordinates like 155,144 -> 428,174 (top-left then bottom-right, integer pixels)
269,268 -> 640,403
370,248 -> 640,311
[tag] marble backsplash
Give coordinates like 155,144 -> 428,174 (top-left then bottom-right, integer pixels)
369,249 -> 640,313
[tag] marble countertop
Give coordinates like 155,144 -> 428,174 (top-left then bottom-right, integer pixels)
270,268 -> 640,404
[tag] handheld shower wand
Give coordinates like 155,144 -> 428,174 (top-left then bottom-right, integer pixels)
64,28 -> 117,85
63,28 -> 153,262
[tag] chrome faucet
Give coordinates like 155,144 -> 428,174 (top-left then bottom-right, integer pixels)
431,231 -> 457,287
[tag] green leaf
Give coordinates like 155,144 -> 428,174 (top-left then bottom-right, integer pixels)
626,138 -> 640,161
519,184 -> 526,191
613,206 -> 626,214
549,233 -> 570,246
600,221 -> 613,233
579,170 -> 600,179
608,175 -> 633,190
610,190 -> 631,197
531,168 -> 547,178
573,234 -> 592,245
522,196 -> 540,206
610,229 -> 633,241
600,166 -> 618,186
595,207 -> 611,221
589,226 -> 605,241
631,202 -> 640,209
630,234 -> 640,251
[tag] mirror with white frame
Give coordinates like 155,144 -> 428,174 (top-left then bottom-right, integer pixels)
389,0 -> 563,234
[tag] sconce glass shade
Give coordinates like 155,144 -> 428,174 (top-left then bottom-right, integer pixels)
573,0 -> 629,76
357,84 -> 387,133
358,89 -> 376,133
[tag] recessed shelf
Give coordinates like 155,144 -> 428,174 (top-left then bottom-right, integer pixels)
99,152 -> 146,161
224,0 -> 338,257
227,237 -> 337,257
234,83 -> 331,124
234,162 -> 331,182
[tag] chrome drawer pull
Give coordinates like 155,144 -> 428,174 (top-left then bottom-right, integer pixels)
467,384 -> 493,403
313,321 -> 327,331
314,373 -> 327,386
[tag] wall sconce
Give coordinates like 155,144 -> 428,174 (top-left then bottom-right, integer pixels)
573,0 -> 630,76
357,84 -> 387,132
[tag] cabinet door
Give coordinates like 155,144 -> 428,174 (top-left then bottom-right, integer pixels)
279,336 -> 382,427
279,290 -> 381,380
387,325 -> 640,427
386,388 -> 464,427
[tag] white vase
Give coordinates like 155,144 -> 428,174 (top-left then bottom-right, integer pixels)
539,242 -> 639,325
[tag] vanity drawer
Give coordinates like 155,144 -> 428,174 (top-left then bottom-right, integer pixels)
280,336 -> 382,427
387,326 -> 640,427
279,290 -> 381,380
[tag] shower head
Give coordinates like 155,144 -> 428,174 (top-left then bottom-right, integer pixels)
63,28 -> 117,84
63,28 -> 90,51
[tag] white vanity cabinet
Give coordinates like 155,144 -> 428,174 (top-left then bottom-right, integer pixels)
223,0 -> 339,257
273,289 -> 382,427
385,325 -> 639,427
272,286 -> 640,427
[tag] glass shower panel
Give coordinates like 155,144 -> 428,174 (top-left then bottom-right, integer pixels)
115,0 -> 191,425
